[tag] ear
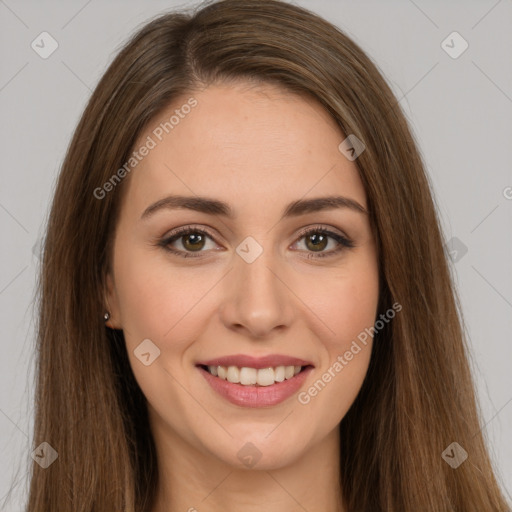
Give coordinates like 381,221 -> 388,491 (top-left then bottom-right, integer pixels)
104,271 -> 122,329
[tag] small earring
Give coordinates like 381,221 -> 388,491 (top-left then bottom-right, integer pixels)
104,312 -> 110,321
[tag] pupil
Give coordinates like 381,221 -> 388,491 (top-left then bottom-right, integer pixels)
181,232 -> 328,252
184,233 -> 204,250
308,233 -> 326,251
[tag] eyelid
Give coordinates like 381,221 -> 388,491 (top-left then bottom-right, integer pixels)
294,224 -> 350,242
161,224 -> 222,247
158,223 -> 354,259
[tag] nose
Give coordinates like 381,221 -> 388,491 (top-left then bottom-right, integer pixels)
218,247 -> 295,339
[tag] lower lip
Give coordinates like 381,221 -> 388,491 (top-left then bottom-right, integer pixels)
198,366 -> 313,407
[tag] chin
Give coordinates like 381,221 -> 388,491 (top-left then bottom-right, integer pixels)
204,429 -> 309,471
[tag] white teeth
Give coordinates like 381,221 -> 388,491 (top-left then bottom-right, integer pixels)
217,366 -> 227,380
274,366 -> 285,382
205,364 -> 304,386
256,368 -> 275,386
239,367 -> 257,385
226,365 -> 240,383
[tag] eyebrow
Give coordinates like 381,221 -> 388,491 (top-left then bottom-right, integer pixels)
140,194 -> 368,221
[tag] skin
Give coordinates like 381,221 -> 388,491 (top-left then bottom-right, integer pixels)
105,81 -> 379,512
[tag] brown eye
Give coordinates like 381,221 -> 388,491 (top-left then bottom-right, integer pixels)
293,226 -> 355,259
181,232 -> 207,252
159,227 -> 217,258
304,232 -> 329,252
158,225 -> 354,260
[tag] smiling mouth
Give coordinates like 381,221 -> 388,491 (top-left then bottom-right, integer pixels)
197,364 -> 313,387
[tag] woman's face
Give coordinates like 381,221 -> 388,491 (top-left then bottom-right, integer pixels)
105,81 -> 379,470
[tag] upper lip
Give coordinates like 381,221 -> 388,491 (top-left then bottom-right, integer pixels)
197,354 -> 314,369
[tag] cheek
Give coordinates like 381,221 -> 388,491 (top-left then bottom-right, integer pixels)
318,278 -> 377,372
113,244 -> 219,354
114,257 -> 162,340
330,275 -> 379,344
304,251 -> 380,350
295,254 -> 379,415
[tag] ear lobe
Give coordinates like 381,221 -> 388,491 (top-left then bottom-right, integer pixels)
104,272 -> 122,329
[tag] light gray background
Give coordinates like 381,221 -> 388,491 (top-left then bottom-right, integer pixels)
1,0 -> 511,509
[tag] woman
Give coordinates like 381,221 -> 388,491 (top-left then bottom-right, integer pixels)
26,0 -> 510,510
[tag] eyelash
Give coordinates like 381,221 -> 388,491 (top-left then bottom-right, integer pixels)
157,224 -> 355,260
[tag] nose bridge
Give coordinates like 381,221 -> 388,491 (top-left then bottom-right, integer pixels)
220,237 -> 293,337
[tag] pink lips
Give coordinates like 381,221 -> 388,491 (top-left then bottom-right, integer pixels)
196,354 -> 314,408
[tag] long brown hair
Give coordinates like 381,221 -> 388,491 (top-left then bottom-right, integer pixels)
24,0 -> 510,510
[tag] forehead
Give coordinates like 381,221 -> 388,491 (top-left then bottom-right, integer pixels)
122,82 -> 367,219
